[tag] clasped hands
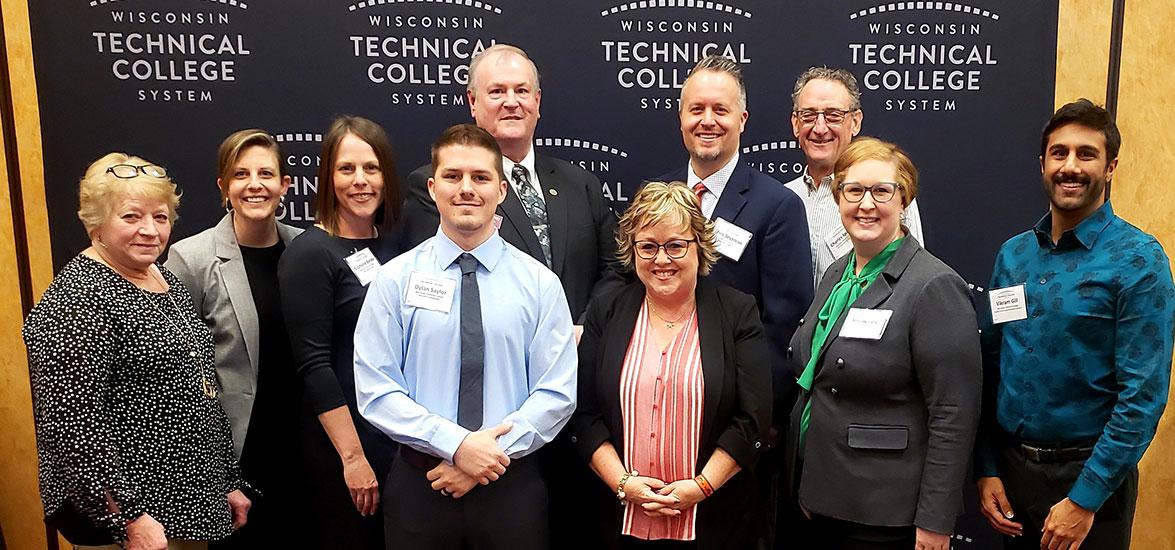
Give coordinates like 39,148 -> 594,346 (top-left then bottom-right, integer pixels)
427,422 -> 513,499
619,474 -> 707,517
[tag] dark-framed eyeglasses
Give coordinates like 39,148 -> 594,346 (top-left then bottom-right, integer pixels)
793,108 -> 857,126
106,164 -> 167,179
838,182 -> 903,204
634,239 -> 695,260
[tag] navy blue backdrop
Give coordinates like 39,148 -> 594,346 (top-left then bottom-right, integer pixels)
29,1 -> 1060,547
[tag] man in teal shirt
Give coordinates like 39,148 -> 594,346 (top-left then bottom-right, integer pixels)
976,99 -> 1174,550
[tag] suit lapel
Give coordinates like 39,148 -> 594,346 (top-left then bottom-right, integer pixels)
536,155 -> 568,274
497,179 -> 545,262
696,281 -> 724,448
214,215 -> 260,377
711,162 -> 750,223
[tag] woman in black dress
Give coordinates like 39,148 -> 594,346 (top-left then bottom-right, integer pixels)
278,116 -> 402,549
24,153 -> 249,549
166,129 -> 304,548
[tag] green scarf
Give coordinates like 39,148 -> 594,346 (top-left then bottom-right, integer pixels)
796,237 -> 904,451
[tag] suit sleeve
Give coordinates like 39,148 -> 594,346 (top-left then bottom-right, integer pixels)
569,292 -> 615,464
909,271 -> 983,534
580,170 -> 627,324
163,244 -> 204,314
714,293 -> 772,471
761,192 -> 814,423
400,165 -> 440,250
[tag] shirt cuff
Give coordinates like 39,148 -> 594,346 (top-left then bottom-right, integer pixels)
1068,472 -> 1112,512
430,422 -> 471,463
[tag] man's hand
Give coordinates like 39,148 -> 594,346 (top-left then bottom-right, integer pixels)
915,527 -> 950,550
453,422 -> 512,484
977,476 -> 1023,537
124,513 -> 167,550
1041,497 -> 1095,550
427,462 -> 479,498
343,455 -> 381,516
226,489 -> 251,530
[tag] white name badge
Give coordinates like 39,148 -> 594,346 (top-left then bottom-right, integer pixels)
988,284 -> 1028,324
404,271 -> 457,313
824,226 -> 853,260
838,308 -> 893,340
344,248 -> 381,287
713,217 -> 753,261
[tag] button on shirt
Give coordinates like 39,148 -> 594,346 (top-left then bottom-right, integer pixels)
687,152 -> 740,219
353,229 -> 578,463
977,201 -> 1175,510
785,169 -> 925,288
504,148 -> 544,205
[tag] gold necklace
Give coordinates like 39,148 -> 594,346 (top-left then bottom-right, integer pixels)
136,269 -> 219,399
646,298 -> 694,330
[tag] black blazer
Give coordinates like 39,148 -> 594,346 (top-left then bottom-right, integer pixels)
786,237 -> 981,534
655,163 -> 813,426
401,154 -> 625,321
570,280 -> 772,549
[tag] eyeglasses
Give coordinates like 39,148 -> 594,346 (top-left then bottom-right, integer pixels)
838,182 -> 903,204
634,239 -> 695,260
793,108 -> 857,126
106,164 -> 167,179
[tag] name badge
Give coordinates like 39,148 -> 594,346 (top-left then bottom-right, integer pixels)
838,308 -> 893,340
713,217 -> 752,261
492,214 -> 503,230
344,248 -> 381,287
404,271 -> 457,313
824,226 -> 853,260
988,284 -> 1028,324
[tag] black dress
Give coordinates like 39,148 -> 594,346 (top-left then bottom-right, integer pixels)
23,255 -> 244,544
278,226 -> 400,549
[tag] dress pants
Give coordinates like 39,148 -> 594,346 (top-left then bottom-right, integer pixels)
806,515 -> 915,550
383,452 -> 548,550
998,443 -> 1136,550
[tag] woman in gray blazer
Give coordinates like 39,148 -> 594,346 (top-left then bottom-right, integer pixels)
166,129 -> 303,548
786,138 -> 981,550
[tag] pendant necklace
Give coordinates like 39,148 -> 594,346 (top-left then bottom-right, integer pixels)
647,298 -> 694,330
136,269 -> 219,399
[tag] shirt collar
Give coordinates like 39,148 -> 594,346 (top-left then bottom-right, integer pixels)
801,166 -> 835,192
688,152 -> 740,196
502,147 -> 536,183
1032,201 -> 1115,250
432,228 -> 506,273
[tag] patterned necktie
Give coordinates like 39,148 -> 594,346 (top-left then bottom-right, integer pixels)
456,253 -> 484,431
512,164 -> 552,267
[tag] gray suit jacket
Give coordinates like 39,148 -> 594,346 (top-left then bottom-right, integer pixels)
165,214 -> 303,457
786,236 -> 981,534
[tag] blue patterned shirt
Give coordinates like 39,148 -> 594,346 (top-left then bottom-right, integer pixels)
976,201 -> 1174,510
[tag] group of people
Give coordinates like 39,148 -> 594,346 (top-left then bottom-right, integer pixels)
22,43 -> 1174,550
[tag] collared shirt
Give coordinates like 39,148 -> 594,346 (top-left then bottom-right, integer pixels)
686,152 -> 740,219
977,201 -> 1174,510
784,168 -> 925,289
503,147 -> 544,204
353,229 -> 577,462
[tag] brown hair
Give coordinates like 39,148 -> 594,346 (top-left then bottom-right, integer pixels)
78,152 -> 180,237
430,123 -> 505,182
314,115 -> 402,235
215,128 -> 286,207
832,137 -> 919,207
615,181 -> 719,275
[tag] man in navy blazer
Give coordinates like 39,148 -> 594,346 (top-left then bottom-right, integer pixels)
654,55 -> 813,546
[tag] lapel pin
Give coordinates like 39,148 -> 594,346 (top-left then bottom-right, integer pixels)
548,188 -> 558,196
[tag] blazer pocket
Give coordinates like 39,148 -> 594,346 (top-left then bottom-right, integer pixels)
846,424 -> 909,451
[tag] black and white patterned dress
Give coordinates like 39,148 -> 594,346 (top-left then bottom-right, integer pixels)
23,254 -> 245,544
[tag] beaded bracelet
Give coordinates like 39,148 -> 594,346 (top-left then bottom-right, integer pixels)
693,473 -> 715,498
616,470 -> 639,501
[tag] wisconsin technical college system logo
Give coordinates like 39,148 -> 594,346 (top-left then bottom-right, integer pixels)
86,0 -> 252,103
597,0 -> 754,110
273,132 -> 323,226
536,136 -> 634,206
346,0 -> 504,107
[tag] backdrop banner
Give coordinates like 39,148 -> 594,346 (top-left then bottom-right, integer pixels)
29,1 -> 1059,547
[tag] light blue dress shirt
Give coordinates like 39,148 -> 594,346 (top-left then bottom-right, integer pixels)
354,229 -> 577,463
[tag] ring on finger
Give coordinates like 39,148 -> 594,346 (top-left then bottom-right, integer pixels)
440,488 -> 451,496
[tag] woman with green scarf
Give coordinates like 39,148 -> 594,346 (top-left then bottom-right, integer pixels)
785,137 -> 981,550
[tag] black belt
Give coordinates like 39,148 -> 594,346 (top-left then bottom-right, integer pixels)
1010,437 -> 1096,463
399,445 -> 443,470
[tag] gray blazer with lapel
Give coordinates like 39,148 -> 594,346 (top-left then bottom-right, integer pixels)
785,236 -> 981,534
165,213 -> 303,457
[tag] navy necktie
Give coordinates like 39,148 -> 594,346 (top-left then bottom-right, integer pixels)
456,253 -> 484,431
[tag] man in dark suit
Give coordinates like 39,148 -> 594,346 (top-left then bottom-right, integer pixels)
401,44 -> 622,325
654,55 -> 813,547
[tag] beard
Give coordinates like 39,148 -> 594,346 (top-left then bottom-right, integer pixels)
1045,169 -> 1106,212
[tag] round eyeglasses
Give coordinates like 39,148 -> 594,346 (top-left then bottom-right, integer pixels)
837,182 -> 904,204
633,239 -> 695,260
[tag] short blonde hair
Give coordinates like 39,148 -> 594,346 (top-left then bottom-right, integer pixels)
832,137 -> 919,207
77,152 -> 180,237
616,181 -> 720,275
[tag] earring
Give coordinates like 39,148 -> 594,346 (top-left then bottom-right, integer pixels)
96,236 -> 109,249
